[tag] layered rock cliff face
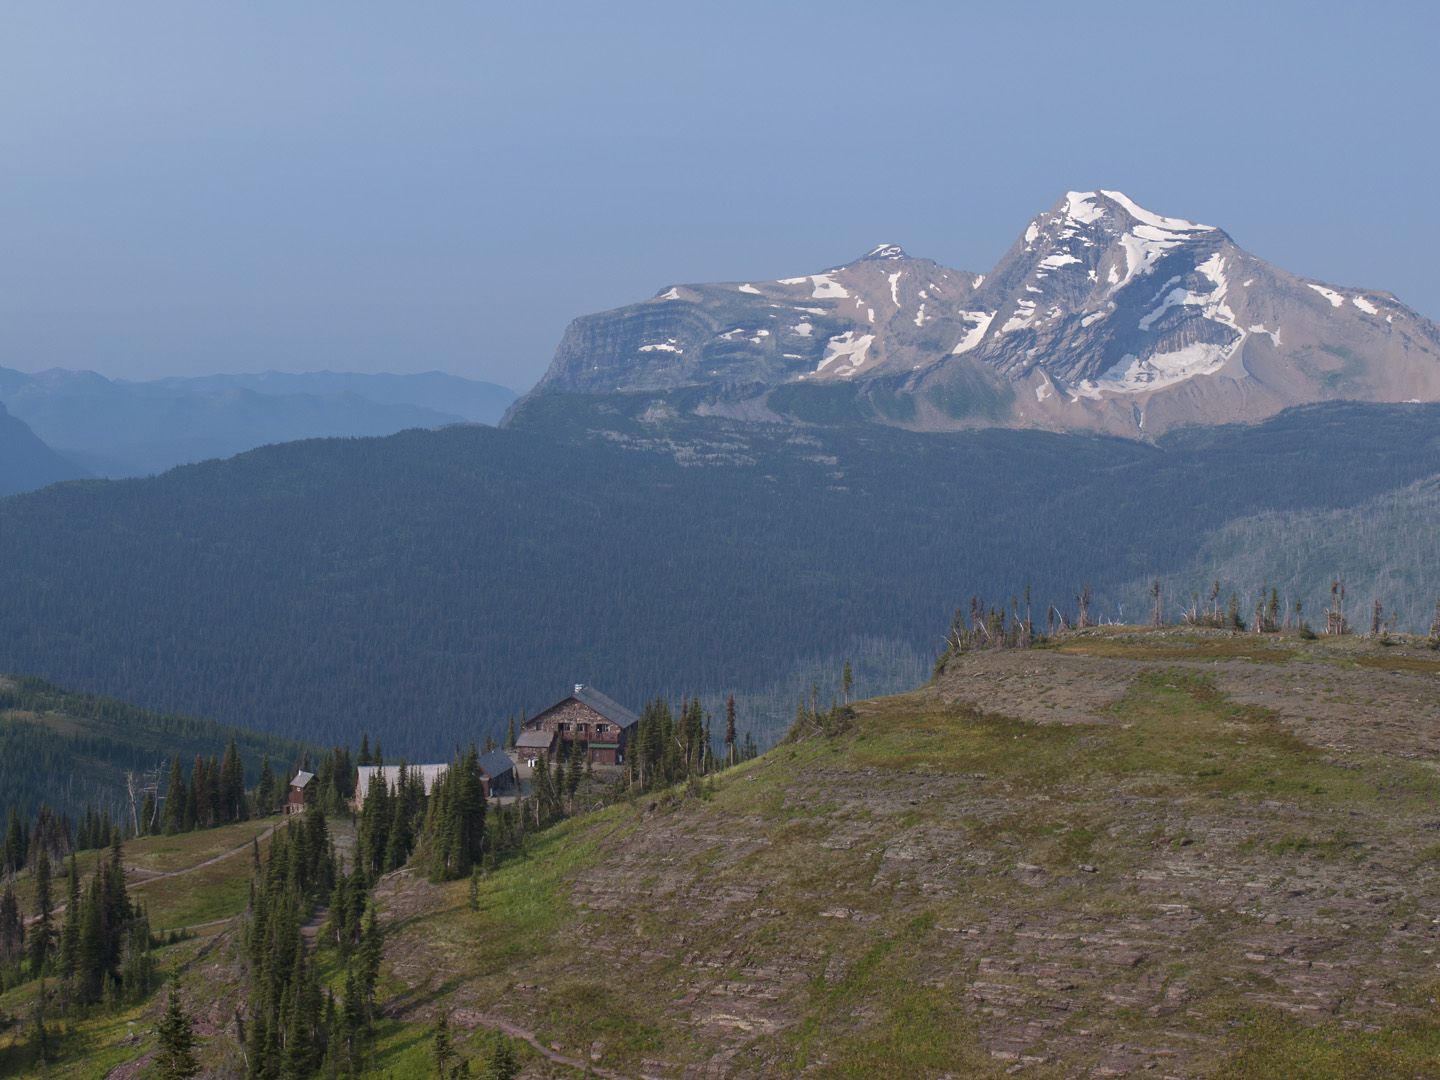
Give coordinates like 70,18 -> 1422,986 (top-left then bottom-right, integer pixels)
526,191 -> 1440,437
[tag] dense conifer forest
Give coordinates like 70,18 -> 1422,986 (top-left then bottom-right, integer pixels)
0,397 -> 1435,757
0,676 -> 315,824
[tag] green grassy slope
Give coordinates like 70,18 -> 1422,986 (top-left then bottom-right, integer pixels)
20,630 -> 1440,1078
364,629 -> 1440,1079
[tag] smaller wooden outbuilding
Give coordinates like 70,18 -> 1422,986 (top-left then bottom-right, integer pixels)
287,771 -> 315,814
513,728 -> 558,767
477,749 -> 516,798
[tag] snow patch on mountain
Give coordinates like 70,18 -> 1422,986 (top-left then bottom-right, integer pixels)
1000,300 -> 1038,334
1307,284 -> 1345,308
1063,191 -> 1106,225
810,274 -> 849,299
1137,254 -> 1239,338
952,312 -> 995,355
816,331 -> 874,377
1082,341 -> 1233,396
1353,295 -> 1379,315
738,283 -> 761,294
1101,190 -> 1213,233
1113,228 -> 1188,294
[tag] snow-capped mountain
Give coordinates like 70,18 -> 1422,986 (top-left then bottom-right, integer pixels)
528,191 -> 1440,436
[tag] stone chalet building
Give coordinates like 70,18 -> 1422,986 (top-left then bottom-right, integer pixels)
516,684 -> 640,767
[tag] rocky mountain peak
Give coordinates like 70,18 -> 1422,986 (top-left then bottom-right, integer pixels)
859,244 -> 909,262
526,191 -> 1440,439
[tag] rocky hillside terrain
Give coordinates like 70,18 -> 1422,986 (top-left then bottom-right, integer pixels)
17,629 -> 1440,1080
363,629 -> 1440,1079
525,191 -> 1440,438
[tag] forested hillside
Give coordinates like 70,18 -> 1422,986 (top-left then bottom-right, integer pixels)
0,398 -> 1436,757
0,675 -> 315,824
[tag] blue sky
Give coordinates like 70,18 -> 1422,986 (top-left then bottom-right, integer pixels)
3,1 -> 1436,391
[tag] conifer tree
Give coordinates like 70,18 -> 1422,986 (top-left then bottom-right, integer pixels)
153,980 -> 200,1080
0,885 -> 22,967
383,783 -> 413,873
3,808 -> 23,875
59,855 -> 80,981
565,743 -> 583,810
28,848 -> 54,972
505,715 -> 516,748
357,902 -> 382,1024
841,660 -> 853,704
481,1030 -> 520,1080
723,694 -> 738,766
141,790 -> 158,835
221,738 -> 248,823
432,1009 -> 456,1079
257,755 -> 275,815
162,757 -> 188,835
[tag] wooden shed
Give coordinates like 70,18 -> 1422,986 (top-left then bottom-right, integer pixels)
477,749 -> 516,798
287,771 -> 315,814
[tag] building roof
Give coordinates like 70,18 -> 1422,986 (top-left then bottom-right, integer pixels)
477,750 -> 515,778
291,771 -> 315,789
571,685 -> 640,730
515,730 -> 556,749
354,763 -> 449,802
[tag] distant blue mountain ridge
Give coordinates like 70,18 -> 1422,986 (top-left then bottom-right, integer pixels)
0,366 -> 517,482
0,401 -> 88,497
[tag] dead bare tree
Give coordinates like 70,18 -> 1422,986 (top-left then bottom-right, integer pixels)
1078,585 -> 1093,629
1149,574 -> 1163,628
1326,580 -> 1350,636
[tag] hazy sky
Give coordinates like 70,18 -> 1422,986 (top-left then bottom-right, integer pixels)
3,2 -> 1436,392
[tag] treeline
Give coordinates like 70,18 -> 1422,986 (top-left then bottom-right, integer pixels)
0,401 -> 1436,757
932,578 -> 1440,676
156,739 -> 252,833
